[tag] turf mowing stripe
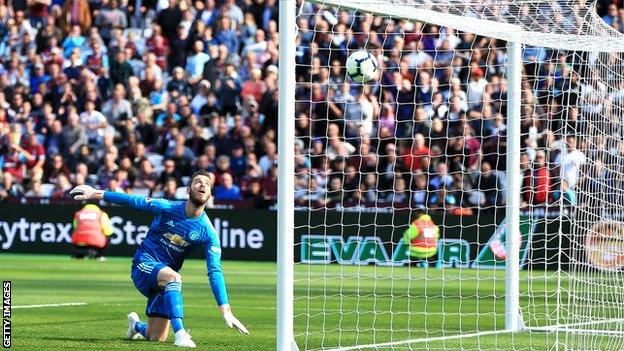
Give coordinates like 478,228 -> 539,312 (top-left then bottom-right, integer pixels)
13,302 -> 87,309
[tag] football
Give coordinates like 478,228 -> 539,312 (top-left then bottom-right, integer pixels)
346,50 -> 379,83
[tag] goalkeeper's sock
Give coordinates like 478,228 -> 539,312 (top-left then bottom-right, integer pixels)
134,320 -> 148,339
164,281 -> 185,333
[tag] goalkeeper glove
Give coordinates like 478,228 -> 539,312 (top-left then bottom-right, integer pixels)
69,185 -> 103,201
220,305 -> 249,335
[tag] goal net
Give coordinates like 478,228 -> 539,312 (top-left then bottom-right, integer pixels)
283,0 -> 624,350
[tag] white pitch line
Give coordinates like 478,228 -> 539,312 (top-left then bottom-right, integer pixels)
324,329 -> 510,351
13,302 -> 87,309
526,317 -> 624,330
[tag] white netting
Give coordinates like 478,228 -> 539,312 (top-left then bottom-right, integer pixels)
290,0 -> 624,350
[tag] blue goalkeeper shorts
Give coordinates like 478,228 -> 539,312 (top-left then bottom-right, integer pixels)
131,259 -> 168,318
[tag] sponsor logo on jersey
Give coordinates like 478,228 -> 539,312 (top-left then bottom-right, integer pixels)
164,232 -> 190,247
166,220 -> 174,227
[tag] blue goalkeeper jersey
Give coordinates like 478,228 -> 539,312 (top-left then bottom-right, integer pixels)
103,191 -> 229,306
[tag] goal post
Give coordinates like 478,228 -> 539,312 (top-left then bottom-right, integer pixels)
505,39 -> 522,333
276,0 -> 297,350
277,0 -> 624,350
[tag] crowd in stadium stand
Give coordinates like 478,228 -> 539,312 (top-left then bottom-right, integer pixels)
0,0 -> 620,209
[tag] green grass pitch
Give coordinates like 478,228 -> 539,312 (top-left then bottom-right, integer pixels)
0,253 -> 593,350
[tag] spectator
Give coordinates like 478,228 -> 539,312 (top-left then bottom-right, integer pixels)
258,141 -> 277,175
94,0 -> 127,44
261,162 -> 277,200
429,162 -> 454,191
157,0 -> 183,42
72,145 -> 98,173
241,68 -> 266,104
185,40 -> 210,85
155,102 -> 182,128
101,84 -> 133,130
61,107 -> 87,157
603,4 -> 619,26
217,62 -> 242,115
167,142 -> 194,176
61,25 -> 85,57
403,133 -> 431,171
229,144 -> 247,179
21,133 -> 46,180
2,143 -> 31,182
386,177 -> 409,206
113,168 -> 131,191
157,158 -> 182,190
170,24 -> 191,65
51,172 -> 72,198
214,172 -> 241,201
524,150 -> 551,204
412,172 -> 429,208
44,153 -> 71,184
109,50 -> 134,86
0,172 -> 24,200
475,162 -> 500,208
24,178 -> 45,197
555,135 -> 586,189
134,158 -> 158,192
215,17 -> 239,56
60,0 -> 91,35
167,66 -> 191,99
162,178 -> 178,199
246,180 -> 269,208
96,152 -> 119,188
118,156 -> 138,184
326,177 -> 343,206
80,100 -> 109,146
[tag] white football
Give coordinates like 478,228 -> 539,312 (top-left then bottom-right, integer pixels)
346,50 -> 378,83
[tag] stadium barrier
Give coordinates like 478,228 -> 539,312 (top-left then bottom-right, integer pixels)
0,203 -> 571,268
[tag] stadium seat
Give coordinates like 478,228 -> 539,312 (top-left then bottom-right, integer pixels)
151,190 -> 164,198
40,183 -> 55,197
146,153 -> 165,175
175,187 -> 188,200
146,153 -> 164,167
132,188 -> 151,197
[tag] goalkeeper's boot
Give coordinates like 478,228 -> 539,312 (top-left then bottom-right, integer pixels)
125,312 -> 144,340
174,330 -> 196,348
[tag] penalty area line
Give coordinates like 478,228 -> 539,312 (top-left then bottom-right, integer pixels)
324,329 -> 511,351
13,302 -> 87,309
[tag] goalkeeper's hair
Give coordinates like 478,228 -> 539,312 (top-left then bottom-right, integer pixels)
190,170 -> 214,188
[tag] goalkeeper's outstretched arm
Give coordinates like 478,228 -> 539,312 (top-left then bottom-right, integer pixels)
204,238 -> 249,335
69,185 -> 169,214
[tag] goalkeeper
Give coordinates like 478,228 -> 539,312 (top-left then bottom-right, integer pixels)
69,170 -> 248,348
403,209 -> 440,266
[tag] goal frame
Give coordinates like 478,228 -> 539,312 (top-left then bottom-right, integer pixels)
276,1 -> 525,349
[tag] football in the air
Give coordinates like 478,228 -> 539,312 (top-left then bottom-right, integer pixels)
346,50 -> 378,83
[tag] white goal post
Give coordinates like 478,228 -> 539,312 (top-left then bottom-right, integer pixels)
277,0 -> 624,350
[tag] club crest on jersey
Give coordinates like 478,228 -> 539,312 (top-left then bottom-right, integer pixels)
164,232 -> 190,247
189,231 -> 200,241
